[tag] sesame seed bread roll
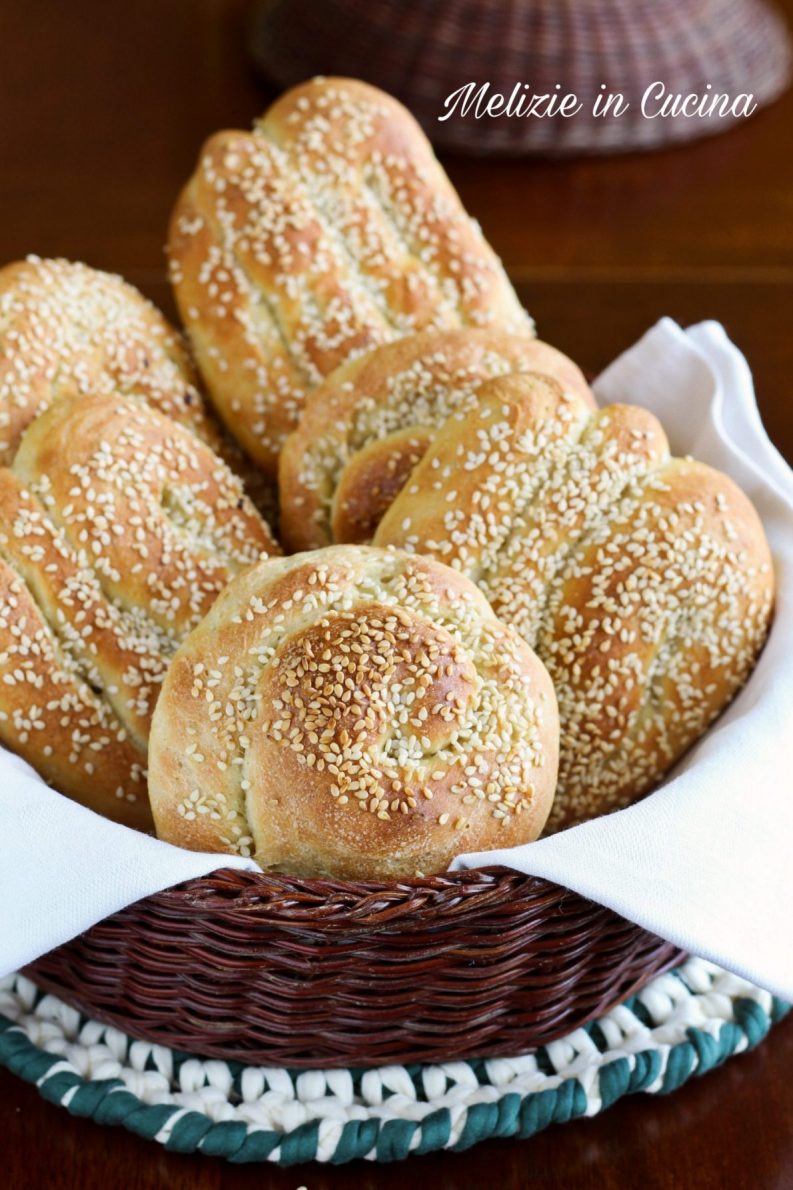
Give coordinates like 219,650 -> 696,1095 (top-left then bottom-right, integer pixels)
278,327 -> 596,552
168,77 -> 532,478
0,393 -> 279,828
148,546 -> 559,880
374,373 -> 774,829
0,257 -> 220,464
0,255 -> 279,519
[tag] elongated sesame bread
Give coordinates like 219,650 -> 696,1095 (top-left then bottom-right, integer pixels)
374,374 -> 774,828
0,256 -> 222,464
0,394 -> 278,828
0,256 -> 280,528
168,78 -> 532,477
278,327 -> 595,551
149,546 -> 558,879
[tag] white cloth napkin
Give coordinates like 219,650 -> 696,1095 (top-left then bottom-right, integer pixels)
1,320 -> 791,997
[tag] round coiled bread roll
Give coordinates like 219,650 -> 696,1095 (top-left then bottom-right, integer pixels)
278,327 -> 595,551
0,393 -> 278,828
149,546 -> 559,879
374,373 -> 775,829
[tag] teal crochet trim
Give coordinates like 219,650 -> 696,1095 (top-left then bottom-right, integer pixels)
0,962 -> 787,1166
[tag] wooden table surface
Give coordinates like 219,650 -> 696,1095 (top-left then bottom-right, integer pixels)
1,2 -> 791,1187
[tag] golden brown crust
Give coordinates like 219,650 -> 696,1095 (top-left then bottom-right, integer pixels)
374,374 -> 774,827
0,535 -> 151,830
0,257 -> 222,464
168,77 -> 532,477
149,546 -> 559,879
538,458 -> 773,826
278,328 -> 596,551
0,393 -> 279,828
0,256 -> 281,522
330,425 -> 433,545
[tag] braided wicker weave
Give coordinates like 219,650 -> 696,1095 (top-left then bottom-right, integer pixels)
24,867 -> 681,1068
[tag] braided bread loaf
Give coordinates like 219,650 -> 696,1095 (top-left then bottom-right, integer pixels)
0,394 -> 278,827
279,328 -> 595,551
168,78 -> 532,477
148,546 -> 558,879
374,373 -> 774,828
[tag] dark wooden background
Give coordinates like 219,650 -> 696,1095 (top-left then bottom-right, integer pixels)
1,2 -> 792,1187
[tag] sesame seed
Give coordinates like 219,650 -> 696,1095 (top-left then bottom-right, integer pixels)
150,546 -> 558,874
0,297 -> 279,822
175,78 -> 534,483
374,375 -> 774,830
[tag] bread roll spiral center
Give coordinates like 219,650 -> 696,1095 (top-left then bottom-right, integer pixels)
260,604 -> 478,771
150,547 -> 559,878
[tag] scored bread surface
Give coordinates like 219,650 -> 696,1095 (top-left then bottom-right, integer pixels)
0,394 -> 278,827
0,256 -> 220,463
169,77 -> 532,477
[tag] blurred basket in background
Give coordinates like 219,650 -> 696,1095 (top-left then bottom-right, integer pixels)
249,0 -> 792,155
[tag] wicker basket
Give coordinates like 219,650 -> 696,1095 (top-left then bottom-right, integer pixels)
24,867 -> 681,1068
249,0 -> 792,155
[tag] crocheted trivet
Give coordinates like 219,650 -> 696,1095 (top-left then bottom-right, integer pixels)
0,958 -> 787,1166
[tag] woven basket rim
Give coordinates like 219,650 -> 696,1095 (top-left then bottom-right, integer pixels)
171,862 -> 534,893
151,863 -> 574,926
26,862 -> 682,1066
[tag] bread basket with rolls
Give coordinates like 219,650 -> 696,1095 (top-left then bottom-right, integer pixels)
3,79 -> 780,1069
